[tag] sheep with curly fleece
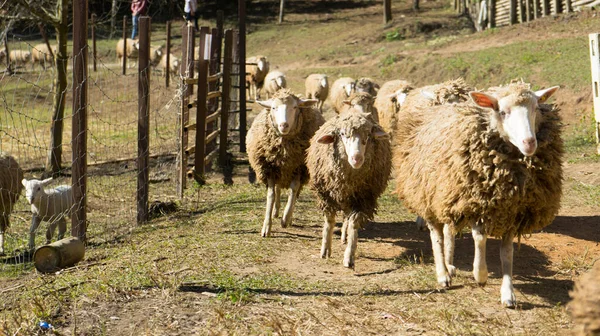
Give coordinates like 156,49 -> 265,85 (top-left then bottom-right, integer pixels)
305,74 -> 329,113
330,77 -> 356,113
355,77 -> 380,97
374,79 -> 414,133
0,153 -> 23,256
393,81 -> 561,307
263,70 -> 287,99
307,110 -> 391,268
31,44 -> 57,70
339,92 -> 377,120
247,89 -> 325,237
116,38 -> 140,69
569,261 -> 600,335
246,56 -> 270,100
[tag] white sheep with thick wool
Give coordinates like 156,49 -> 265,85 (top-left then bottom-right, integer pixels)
22,178 -> 73,250
0,153 -> 23,256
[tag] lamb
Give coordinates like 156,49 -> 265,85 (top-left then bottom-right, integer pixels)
0,153 -> 23,256
31,43 -> 57,70
246,56 -> 270,100
246,89 -> 324,237
116,38 -> 140,68
22,178 -> 73,251
307,110 -> 391,268
329,77 -> 356,114
355,77 -> 380,96
304,74 -> 329,113
339,91 -> 378,121
149,45 -> 164,68
569,261 -> 600,335
262,70 -> 287,99
392,80 -> 561,307
158,52 -> 180,77
374,79 -> 414,133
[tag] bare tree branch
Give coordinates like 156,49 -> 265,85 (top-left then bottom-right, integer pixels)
11,0 -> 59,26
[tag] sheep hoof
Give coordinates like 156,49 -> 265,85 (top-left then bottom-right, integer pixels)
447,265 -> 457,277
320,249 -> 330,259
501,291 -> 517,308
280,217 -> 290,228
438,276 -> 451,288
343,257 -> 355,269
260,227 -> 270,238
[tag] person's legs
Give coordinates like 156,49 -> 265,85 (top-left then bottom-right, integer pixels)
131,14 -> 139,39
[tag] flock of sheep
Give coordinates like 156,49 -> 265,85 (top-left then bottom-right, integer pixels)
243,54 -> 598,323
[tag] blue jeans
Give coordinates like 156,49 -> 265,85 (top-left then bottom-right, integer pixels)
131,14 -> 140,39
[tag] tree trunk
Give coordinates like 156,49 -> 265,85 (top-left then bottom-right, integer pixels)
46,0 -> 68,176
413,0 -> 420,10
110,0 -> 118,38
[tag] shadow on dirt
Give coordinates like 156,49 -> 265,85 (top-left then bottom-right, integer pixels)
543,215 -> 600,243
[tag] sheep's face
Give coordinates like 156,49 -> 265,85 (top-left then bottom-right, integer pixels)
274,76 -> 286,90
320,76 -> 328,89
343,93 -> 375,114
389,89 -> 409,110
21,178 -> 53,205
257,58 -> 267,72
317,114 -> 389,169
258,96 -> 317,135
343,82 -> 356,97
470,86 -> 559,156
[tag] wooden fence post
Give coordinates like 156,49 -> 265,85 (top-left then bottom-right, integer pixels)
177,25 -> 195,198
3,35 -> 10,74
122,16 -> 127,75
565,0 -> 572,12
195,27 -> 209,183
166,21 -> 171,88
91,14 -> 97,72
137,16 -> 151,224
542,0 -> 550,16
220,29 -> 233,166
534,0 -> 540,19
519,0 -> 525,22
589,33 -> 600,154
384,0 -> 392,23
488,0 -> 496,28
279,0 -> 286,24
72,0 -> 88,242
510,0 -> 517,24
239,0 -> 247,153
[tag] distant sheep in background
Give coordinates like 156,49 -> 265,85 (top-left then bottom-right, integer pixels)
305,74 -> 329,112
158,53 -> 180,77
116,38 -> 140,68
246,89 -> 324,237
393,81 -> 561,307
330,77 -> 356,113
246,55 -> 270,100
0,153 -> 23,256
1,50 -> 32,69
22,178 -> 73,251
263,70 -> 287,99
374,79 -> 414,133
355,77 -> 380,96
307,111 -> 391,268
31,44 -> 57,70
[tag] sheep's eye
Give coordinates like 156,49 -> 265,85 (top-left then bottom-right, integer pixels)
37,187 -> 41,191
499,110 -> 509,118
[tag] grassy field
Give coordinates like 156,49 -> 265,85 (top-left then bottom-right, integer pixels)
1,0 -> 600,334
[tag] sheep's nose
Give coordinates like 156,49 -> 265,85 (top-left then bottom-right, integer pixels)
523,138 -> 536,147
350,155 -> 364,166
279,123 -> 289,132
522,137 -> 537,155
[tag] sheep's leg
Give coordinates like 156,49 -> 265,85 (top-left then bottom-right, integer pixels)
343,215 -> 359,269
415,216 -> 428,231
273,185 -> 281,219
340,217 -> 348,244
320,211 -> 336,259
500,232 -> 516,308
28,216 -> 42,251
429,222 -> 451,288
57,217 -> 67,240
261,179 -> 275,238
0,215 -> 6,256
281,179 -> 300,228
472,221 -> 488,285
46,218 -> 59,245
443,224 -> 456,277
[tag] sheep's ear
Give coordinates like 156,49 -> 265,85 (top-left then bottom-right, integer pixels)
299,99 -> 318,108
396,92 -> 408,106
41,178 -> 53,185
469,92 -> 498,111
535,86 -> 559,103
372,128 -> 390,140
420,90 -> 437,101
317,133 -> 335,144
257,100 -> 272,108
21,179 -> 28,187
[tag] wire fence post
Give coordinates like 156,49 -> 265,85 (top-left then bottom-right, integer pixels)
72,0 -> 88,242
122,16 -> 127,75
91,14 -> 97,72
137,16 -> 151,224
238,0 -> 247,153
195,27 -> 209,184
166,21 -> 171,88
220,29 -> 233,166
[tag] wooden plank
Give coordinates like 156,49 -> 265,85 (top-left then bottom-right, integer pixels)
166,21 -> 171,87
185,146 -> 195,155
122,16 -> 127,75
72,0 -> 88,242
207,91 -> 221,100
184,123 -> 196,132
220,29 -> 233,165
204,149 -> 219,166
206,130 -> 219,144
207,73 -> 222,83
238,1 -> 248,153
590,33 -> 600,153
194,27 -> 209,183
206,109 -> 221,124
137,16 -> 151,225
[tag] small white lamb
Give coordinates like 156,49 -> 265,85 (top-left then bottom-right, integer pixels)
22,178 -> 73,250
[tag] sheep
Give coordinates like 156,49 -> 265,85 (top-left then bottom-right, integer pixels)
374,79 -> 414,133
3,50 -> 31,68
158,52 -> 180,77
246,89 -> 325,237
305,74 -> 329,113
116,38 -> 140,68
403,77 -> 472,112
355,77 -> 380,96
339,91 -> 378,121
263,70 -> 287,99
149,45 -> 164,68
329,77 -> 356,114
0,153 -> 23,256
31,43 -> 57,70
246,55 -> 270,100
392,80 -> 561,307
307,110 -> 392,268
22,178 -> 73,251
569,261 -> 600,335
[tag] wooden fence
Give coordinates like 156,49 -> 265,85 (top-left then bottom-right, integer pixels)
177,23 -> 237,197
